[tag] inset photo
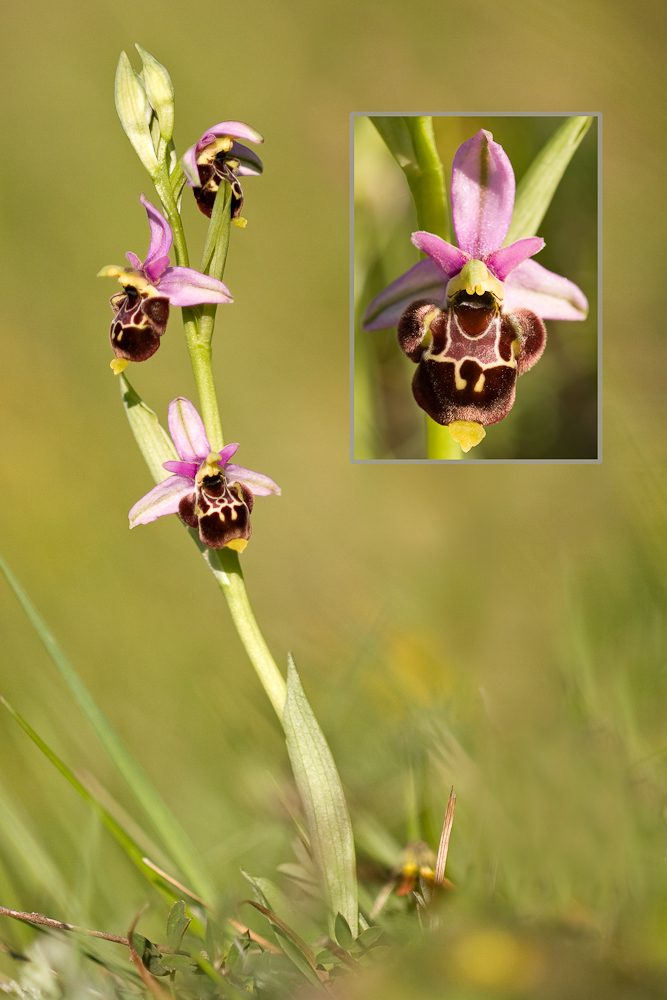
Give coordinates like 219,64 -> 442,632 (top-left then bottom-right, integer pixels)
353,115 -> 600,462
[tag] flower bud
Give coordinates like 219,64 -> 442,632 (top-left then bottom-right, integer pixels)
114,51 -> 158,177
135,44 -> 174,144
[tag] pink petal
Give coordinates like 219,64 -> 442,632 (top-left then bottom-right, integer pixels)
126,251 -> 142,269
129,476 -> 193,527
163,460 -> 198,478
411,232 -> 470,277
199,121 -> 264,147
362,258 -> 448,331
219,443 -> 240,464
139,194 -> 173,269
144,255 -> 171,284
226,464 -> 281,496
485,237 -> 545,281
168,398 -> 210,462
182,145 -> 200,187
504,259 -> 589,320
158,267 -> 233,307
230,141 -> 263,176
451,129 -> 515,258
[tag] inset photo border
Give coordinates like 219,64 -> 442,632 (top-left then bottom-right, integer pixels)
351,114 -> 601,464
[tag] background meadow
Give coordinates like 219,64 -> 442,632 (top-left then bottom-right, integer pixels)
0,0 -> 665,995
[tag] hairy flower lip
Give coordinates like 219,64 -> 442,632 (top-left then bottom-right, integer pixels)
362,128 -> 588,331
129,398 -> 280,550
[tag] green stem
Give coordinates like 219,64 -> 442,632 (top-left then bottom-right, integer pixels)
154,170 -> 189,267
426,417 -> 462,460
151,173 -> 285,719
404,117 -> 450,241
403,119 -> 461,459
204,548 -> 286,718
186,334 -> 225,451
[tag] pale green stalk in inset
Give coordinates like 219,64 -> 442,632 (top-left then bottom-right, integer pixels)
371,117 -> 462,460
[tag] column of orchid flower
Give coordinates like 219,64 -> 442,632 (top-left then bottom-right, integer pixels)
105,46 -> 286,716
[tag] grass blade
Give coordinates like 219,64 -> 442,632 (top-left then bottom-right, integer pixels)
506,116 -> 594,243
0,695 -> 184,904
282,656 -> 358,935
0,551 -> 215,906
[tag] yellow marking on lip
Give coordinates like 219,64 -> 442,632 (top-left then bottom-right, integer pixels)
447,421 -> 486,453
454,366 -> 467,391
473,372 -> 485,392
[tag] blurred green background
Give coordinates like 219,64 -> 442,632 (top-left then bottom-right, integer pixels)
0,0 -> 665,993
355,115 -> 598,460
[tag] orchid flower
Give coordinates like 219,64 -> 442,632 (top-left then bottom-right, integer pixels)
99,196 -> 233,363
129,398 -> 280,552
362,130 -> 589,429
182,120 -> 264,221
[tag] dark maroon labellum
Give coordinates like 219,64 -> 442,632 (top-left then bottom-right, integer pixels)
178,473 -> 254,549
109,285 -> 169,362
193,156 -> 244,220
397,292 -> 546,426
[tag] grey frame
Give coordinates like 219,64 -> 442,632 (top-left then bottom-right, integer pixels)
349,112 -> 603,465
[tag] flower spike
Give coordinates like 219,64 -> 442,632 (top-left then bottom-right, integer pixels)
99,196 -> 233,364
129,398 -> 280,551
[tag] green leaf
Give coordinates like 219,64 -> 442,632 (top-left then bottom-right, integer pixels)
282,656 -> 358,934
369,117 -> 417,171
506,116 -> 594,244
0,695 -> 179,902
120,375 -> 177,484
334,912 -> 353,949
166,900 -> 191,952
160,954 -> 197,972
0,549 -> 215,906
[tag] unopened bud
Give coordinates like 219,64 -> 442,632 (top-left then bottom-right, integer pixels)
135,44 -> 174,143
114,51 -> 158,177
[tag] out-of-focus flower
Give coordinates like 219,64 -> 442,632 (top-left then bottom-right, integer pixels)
362,130 -> 589,432
99,196 -> 233,363
182,121 -> 264,222
129,398 -> 280,552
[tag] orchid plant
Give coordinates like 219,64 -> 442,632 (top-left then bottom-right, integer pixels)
0,78 -> 600,998
358,117 -> 594,457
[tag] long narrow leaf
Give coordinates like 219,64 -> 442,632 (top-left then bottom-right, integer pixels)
120,376 -> 177,480
0,551 -> 215,905
506,116 -> 594,243
282,657 -> 357,934
0,695 -> 182,904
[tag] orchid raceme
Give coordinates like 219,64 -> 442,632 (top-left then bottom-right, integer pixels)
99,195 -> 233,363
182,120 -> 264,223
362,129 -> 589,429
129,398 -> 280,552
